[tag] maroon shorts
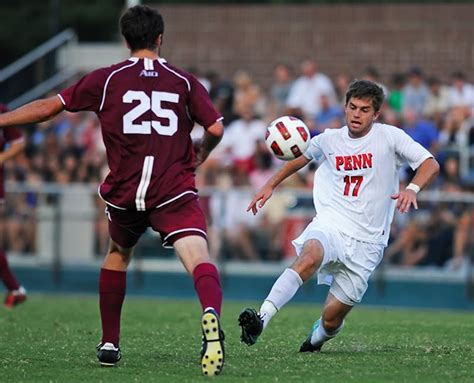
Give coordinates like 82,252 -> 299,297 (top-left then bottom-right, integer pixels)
106,193 -> 207,248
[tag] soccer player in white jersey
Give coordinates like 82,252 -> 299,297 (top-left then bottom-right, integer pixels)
238,79 -> 440,352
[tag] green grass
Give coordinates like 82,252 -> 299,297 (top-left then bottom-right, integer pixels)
0,295 -> 473,382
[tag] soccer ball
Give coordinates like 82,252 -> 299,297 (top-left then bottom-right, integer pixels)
265,116 -> 310,160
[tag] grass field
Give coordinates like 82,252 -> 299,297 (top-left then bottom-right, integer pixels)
0,295 -> 473,382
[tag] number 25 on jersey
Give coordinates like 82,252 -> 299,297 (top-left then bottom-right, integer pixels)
123,90 -> 179,136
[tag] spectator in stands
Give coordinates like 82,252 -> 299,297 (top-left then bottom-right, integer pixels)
387,73 -> 405,114
424,76 -> 450,126
334,72 -> 352,106
440,103 -> 471,147
362,66 -> 388,95
402,107 -> 440,155
439,154 -> 462,186
384,219 -> 428,266
232,70 -> 266,118
249,140 -> 276,191
421,170 -> 468,269
77,114 -> 104,153
268,63 -> 294,121
312,93 -> 344,136
402,66 -> 430,117
425,205 -> 459,267
447,71 -> 474,117
207,70 -> 235,124
219,107 -> 266,175
438,161 -> 474,271
286,59 -> 336,120
210,169 -> 261,261
449,206 -> 473,271
386,184 -> 465,270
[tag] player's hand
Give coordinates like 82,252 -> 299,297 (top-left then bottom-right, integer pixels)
391,189 -> 418,213
247,186 -> 273,215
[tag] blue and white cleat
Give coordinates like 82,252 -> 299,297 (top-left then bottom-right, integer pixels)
299,319 -> 323,353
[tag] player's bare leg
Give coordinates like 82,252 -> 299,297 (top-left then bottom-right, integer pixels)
97,240 -> 133,366
300,293 -> 352,352
174,235 -> 224,376
239,239 -> 324,345
0,249 -> 27,308
0,204 -> 27,308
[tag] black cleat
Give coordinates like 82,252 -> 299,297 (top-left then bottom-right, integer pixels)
299,339 -> 322,353
299,319 -> 322,353
96,342 -> 122,366
201,309 -> 225,376
238,308 -> 263,346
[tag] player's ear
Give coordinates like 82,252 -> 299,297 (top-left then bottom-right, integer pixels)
158,34 -> 163,46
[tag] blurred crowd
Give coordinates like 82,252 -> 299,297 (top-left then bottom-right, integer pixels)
2,59 -> 474,270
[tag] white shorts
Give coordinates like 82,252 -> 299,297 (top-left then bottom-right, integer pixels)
292,218 -> 385,306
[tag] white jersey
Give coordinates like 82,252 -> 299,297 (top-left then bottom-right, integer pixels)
304,123 -> 433,246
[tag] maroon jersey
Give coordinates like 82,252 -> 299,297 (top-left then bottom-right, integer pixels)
0,104 -> 24,200
58,57 -> 222,210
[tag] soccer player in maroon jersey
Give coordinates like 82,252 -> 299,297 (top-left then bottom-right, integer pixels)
0,6 -> 225,376
0,104 -> 27,308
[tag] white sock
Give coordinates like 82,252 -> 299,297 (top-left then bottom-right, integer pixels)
259,300 -> 278,329
310,318 -> 344,347
14,286 -> 27,295
259,268 -> 303,329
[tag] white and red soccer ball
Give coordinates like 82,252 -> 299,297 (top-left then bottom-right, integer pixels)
265,116 -> 310,161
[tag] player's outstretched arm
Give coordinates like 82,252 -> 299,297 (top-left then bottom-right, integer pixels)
0,96 -> 64,129
391,157 -> 440,213
195,120 -> 224,167
247,155 -> 311,215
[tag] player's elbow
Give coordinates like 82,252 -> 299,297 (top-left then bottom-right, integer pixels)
206,120 -> 224,139
429,157 -> 440,177
421,157 -> 440,183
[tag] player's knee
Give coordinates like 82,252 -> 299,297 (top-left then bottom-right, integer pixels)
108,241 -> 133,264
300,240 -> 323,268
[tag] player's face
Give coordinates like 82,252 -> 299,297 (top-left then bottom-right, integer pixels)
345,97 -> 380,138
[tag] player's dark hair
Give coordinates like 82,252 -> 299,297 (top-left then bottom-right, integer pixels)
120,5 -> 164,52
345,79 -> 385,112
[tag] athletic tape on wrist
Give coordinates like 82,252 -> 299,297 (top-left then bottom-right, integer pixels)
406,183 -> 421,194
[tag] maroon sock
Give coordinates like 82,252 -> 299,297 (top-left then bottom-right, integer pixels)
99,268 -> 126,346
193,263 -> 222,316
0,250 -> 20,291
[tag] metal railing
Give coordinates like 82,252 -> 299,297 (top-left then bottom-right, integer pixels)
0,29 -> 78,107
0,29 -> 76,83
7,69 -> 76,109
